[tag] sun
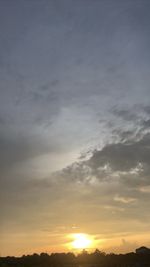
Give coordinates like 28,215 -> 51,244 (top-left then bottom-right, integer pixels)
71,233 -> 92,249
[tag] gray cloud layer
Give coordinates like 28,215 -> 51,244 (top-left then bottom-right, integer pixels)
0,0 -> 150,255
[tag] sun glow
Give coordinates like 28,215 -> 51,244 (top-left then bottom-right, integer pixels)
71,233 -> 92,249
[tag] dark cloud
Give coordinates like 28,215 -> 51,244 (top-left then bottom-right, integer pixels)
141,119 -> 150,128
57,131 -> 150,199
143,105 -> 150,114
112,108 -> 138,122
88,134 -> 150,173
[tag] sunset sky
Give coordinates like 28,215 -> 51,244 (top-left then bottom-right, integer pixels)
0,0 -> 150,256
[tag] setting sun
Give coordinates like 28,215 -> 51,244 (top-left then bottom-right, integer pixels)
71,234 -> 92,249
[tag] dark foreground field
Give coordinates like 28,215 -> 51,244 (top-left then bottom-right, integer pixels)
1,250 -> 150,267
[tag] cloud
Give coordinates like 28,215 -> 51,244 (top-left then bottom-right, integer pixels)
0,128 -> 56,170
87,133 -> 150,175
51,129 -> 150,229
138,185 -> 150,193
114,195 -> 137,204
143,105 -> 150,115
112,108 -> 138,122
0,0 -> 150,255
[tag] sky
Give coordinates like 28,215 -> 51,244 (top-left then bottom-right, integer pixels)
0,0 -> 150,256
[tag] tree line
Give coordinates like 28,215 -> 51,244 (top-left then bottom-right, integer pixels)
0,249 -> 150,267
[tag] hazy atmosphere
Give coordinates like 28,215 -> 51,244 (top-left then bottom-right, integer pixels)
0,0 -> 150,256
